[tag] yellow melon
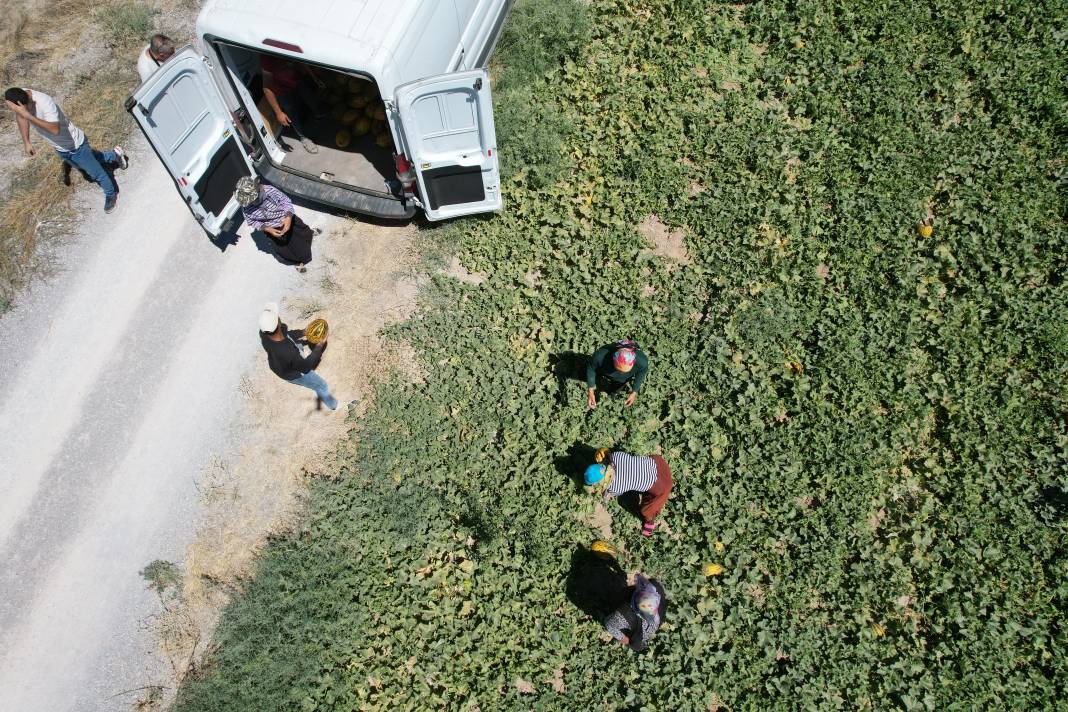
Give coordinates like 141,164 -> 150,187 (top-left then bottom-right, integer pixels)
372,107 -> 386,122
341,109 -> 358,124
353,117 -> 372,136
375,132 -> 392,148
305,318 -> 329,345
335,130 -> 351,149
702,562 -> 724,577
350,95 -> 369,109
590,540 -> 618,558
917,223 -> 933,238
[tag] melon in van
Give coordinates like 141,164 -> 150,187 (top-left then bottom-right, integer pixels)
353,117 -> 372,136
372,107 -> 386,122
371,119 -> 388,135
335,129 -> 351,148
342,109 -> 359,124
350,95 -> 369,109
375,132 -> 392,148
347,77 -> 362,92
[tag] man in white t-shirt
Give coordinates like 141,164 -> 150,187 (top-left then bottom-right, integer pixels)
4,87 -> 129,213
137,34 -> 176,83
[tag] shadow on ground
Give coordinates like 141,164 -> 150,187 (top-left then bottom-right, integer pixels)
564,545 -> 629,622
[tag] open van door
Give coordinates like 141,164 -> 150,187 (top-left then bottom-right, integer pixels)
127,46 -> 254,236
394,69 -> 502,221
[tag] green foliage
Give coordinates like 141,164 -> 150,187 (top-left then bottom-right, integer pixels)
141,559 -> 182,595
92,1 -> 158,46
492,0 -> 591,187
176,0 -> 1067,710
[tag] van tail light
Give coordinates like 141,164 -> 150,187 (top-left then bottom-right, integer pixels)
395,153 -> 416,195
263,39 -> 303,53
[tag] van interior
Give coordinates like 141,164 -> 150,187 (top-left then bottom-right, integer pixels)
217,44 -> 397,196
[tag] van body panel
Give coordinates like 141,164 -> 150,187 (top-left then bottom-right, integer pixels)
131,0 -> 512,229
395,69 -> 501,220
127,46 -> 253,236
255,160 -> 416,220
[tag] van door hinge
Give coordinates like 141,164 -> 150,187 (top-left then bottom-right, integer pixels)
384,100 -> 396,112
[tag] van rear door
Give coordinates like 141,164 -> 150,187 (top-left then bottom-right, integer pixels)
126,46 -> 254,236
394,69 -> 502,220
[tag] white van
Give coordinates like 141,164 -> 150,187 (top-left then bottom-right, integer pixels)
128,0 -> 511,235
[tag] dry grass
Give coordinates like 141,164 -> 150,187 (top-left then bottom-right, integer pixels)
0,0 -> 150,311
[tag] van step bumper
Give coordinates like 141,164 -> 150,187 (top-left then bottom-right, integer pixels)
255,160 -> 416,220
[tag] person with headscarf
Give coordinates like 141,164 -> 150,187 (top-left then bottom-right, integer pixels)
235,176 -> 319,272
604,574 -> 666,652
585,448 -> 673,536
585,339 -> 649,409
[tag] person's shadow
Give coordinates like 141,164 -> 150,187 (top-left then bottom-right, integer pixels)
615,491 -> 643,521
553,442 -> 598,492
211,217 -> 243,252
564,545 -> 629,622
248,229 -> 297,265
549,350 -> 588,405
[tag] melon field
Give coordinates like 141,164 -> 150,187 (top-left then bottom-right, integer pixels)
174,0 -> 1066,709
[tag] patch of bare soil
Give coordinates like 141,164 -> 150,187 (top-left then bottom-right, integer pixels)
638,214 -> 691,266
139,218 -> 421,709
441,254 -> 486,285
578,499 -> 614,540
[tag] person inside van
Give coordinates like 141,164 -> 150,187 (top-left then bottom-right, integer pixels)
260,55 -> 326,154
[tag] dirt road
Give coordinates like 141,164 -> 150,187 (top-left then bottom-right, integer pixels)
0,136 -> 348,710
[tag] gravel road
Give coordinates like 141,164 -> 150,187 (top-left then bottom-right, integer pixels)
0,135 -> 322,711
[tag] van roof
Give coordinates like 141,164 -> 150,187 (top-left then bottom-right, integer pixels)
198,0 -> 420,74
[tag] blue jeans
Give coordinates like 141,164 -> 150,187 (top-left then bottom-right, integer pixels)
286,370 -> 338,410
57,141 -> 118,198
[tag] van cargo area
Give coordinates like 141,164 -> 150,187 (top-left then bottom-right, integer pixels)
221,46 -> 398,197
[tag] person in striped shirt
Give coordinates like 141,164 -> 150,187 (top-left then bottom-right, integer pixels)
585,449 -> 673,536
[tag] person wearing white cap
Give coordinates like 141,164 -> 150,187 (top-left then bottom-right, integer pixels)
258,302 -> 338,410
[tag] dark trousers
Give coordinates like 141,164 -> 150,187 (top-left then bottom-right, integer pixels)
277,79 -> 325,139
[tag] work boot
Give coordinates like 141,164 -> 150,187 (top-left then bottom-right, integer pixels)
61,162 -> 72,186
104,194 -> 118,213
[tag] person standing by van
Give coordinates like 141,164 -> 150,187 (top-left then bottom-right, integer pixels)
137,34 -> 176,83
261,55 -> 325,154
235,177 -> 319,272
258,302 -> 338,410
4,87 -> 128,213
